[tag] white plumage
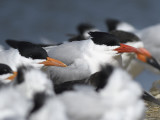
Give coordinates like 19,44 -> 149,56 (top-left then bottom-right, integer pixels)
44,39 -> 122,84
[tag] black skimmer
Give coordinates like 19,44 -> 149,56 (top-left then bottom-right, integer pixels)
109,30 -> 160,77
67,22 -> 160,77
106,18 -> 160,76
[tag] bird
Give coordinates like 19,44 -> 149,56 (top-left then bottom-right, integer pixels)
0,40 -> 67,72
12,65 -> 54,100
0,63 -> 17,84
106,18 -> 160,76
106,18 -> 160,62
68,23 -> 99,42
43,31 -> 159,84
26,65 -> 145,120
109,30 -> 160,77
0,87 -> 32,120
28,92 -> 68,120
67,22 -> 160,78
53,65 -> 145,120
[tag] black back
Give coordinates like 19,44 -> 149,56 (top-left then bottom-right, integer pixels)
110,30 -> 140,43
54,79 -> 86,94
6,40 -> 48,60
106,18 -> 121,31
88,65 -> 114,91
89,32 -> 120,46
0,63 -> 13,75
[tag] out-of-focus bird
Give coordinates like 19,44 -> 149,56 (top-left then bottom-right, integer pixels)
54,65 -> 145,120
68,23 -> 99,42
0,87 -> 32,120
13,65 -> 54,100
0,63 -> 17,84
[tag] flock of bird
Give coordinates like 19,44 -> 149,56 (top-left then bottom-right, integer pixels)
0,18 -> 160,120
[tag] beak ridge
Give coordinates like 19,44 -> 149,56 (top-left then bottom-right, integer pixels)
39,57 -> 67,67
114,44 -> 138,53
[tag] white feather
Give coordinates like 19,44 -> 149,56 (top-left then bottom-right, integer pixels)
44,40 -> 122,84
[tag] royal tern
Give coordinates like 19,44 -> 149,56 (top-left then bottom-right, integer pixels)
0,63 -> 17,84
1,40 -> 66,71
68,23 -> 99,42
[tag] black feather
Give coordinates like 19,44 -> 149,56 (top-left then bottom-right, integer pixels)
106,18 -> 121,31
6,40 -> 48,60
88,64 -> 114,91
14,66 -> 27,85
142,91 -> 160,105
89,32 -> 120,46
110,30 -> 140,43
0,63 -> 13,75
54,79 -> 86,94
30,92 -> 46,114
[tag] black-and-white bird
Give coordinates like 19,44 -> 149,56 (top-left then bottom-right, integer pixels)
13,65 -> 54,100
68,23 -> 99,42
43,32 -> 158,84
106,18 -> 160,76
1,40 -> 67,72
26,65 -> 145,120
0,63 -> 17,84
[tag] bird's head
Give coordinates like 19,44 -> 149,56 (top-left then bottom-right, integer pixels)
6,40 -> 67,68
0,63 -> 17,81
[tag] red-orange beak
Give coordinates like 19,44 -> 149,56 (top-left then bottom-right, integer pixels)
136,48 -> 151,62
114,43 -> 138,53
39,57 -> 67,67
7,72 -> 17,80
136,48 -> 160,70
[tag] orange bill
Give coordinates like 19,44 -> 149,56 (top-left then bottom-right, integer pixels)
114,43 -> 138,53
7,72 -> 17,80
136,48 -> 160,70
39,57 -> 67,67
137,48 -> 151,58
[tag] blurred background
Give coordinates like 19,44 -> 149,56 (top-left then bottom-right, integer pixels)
0,0 -> 160,90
